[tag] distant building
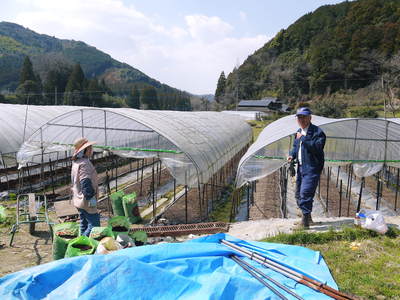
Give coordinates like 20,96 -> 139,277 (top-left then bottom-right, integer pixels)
237,97 -> 290,114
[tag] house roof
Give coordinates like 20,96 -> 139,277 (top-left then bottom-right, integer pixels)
238,98 -> 278,107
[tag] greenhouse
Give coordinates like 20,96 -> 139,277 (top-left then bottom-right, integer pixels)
236,115 -> 400,188
16,107 -> 252,188
0,104 -> 78,167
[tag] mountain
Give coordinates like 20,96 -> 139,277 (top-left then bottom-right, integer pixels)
197,94 -> 215,102
0,21 -> 184,97
224,0 -> 400,103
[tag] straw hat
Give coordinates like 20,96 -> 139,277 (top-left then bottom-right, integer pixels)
72,137 -> 96,157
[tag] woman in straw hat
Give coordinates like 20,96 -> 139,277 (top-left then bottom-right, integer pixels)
71,137 -> 100,236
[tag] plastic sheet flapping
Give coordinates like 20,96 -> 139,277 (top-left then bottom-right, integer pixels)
0,233 -> 338,300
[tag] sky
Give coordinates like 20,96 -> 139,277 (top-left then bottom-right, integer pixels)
1,0 -> 346,94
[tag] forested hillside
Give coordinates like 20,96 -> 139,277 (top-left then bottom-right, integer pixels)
223,0 -> 400,113
0,22 -> 191,110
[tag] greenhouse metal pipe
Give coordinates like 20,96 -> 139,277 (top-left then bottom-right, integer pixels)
376,173 -> 381,210
338,180 -> 342,217
185,184 -> 188,224
115,157 -> 118,192
231,255 -> 303,300
347,168 -> 353,217
221,240 -> 355,300
356,177 -> 364,212
247,184 -> 250,220
140,159 -> 144,196
326,167 -> 330,213
336,166 -> 340,187
105,169 -> 112,216
173,178 -> 176,203
158,159 -> 161,186
395,169 -> 399,211
47,122 -> 155,133
1,153 -> 10,191
230,255 -> 288,300
152,163 -> 156,219
136,159 -> 139,181
198,181 -> 203,220
49,159 -> 55,195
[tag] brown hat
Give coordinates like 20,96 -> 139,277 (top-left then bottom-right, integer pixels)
72,137 -> 96,157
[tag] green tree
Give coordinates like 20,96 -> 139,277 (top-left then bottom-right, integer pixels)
86,78 -> 104,107
312,98 -> 347,118
127,86 -> 140,108
43,64 -> 72,105
141,86 -> 159,109
16,80 -> 41,105
349,106 -> 378,118
64,63 -> 86,105
0,94 -> 5,103
215,71 -> 226,103
19,56 -> 36,85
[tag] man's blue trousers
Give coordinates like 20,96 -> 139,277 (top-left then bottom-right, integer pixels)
295,165 -> 320,215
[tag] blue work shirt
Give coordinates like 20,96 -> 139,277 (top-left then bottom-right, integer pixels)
289,123 -> 326,174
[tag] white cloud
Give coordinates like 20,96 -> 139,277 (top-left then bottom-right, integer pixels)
185,15 -> 233,42
9,0 -> 269,94
239,11 -> 247,21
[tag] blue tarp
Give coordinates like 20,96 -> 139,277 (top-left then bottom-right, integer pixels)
0,233 -> 338,299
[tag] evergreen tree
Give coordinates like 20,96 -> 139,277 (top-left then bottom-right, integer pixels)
16,80 -> 41,104
17,56 -> 43,104
215,71 -> 226,103
64,63 -> 86,105
86,78 -> 103,107
19,56 -> 36,85
127,86 -> 140,108
141,86 -> 159,109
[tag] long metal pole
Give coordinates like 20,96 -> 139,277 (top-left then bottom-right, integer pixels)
231,255 -> 303,300
231,255 -> 288,300
221,240 -> 354,300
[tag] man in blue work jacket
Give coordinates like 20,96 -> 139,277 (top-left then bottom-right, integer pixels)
288,107 -> 326,229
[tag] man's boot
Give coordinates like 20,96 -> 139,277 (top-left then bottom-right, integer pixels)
294,213 -> 310,230
302,213 -> 310,229
294,214 -> 314,226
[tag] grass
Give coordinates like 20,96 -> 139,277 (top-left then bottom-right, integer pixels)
209,185 -> 236,223
262,226 -> 400,299
247,120 -> 271,140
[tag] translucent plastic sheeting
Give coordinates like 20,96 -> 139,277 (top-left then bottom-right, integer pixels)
0,104 -> 78,167
221,110 -> 267,121
0,233 -> 338,300
17,108 -> 252,188
236,115 -> 400,187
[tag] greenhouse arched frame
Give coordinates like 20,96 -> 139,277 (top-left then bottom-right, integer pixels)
236,115 -> 400,188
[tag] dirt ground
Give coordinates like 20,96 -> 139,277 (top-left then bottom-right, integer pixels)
0,221 -> 54,277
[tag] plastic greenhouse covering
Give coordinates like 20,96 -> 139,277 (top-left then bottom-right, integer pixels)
236,115 -> 400,188
16,107 -> 252,187
0,104 -> 78,166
